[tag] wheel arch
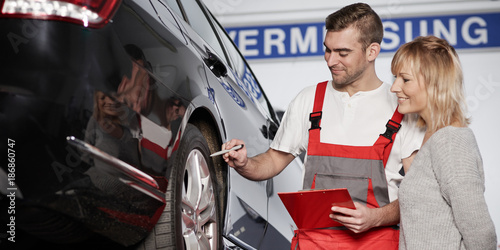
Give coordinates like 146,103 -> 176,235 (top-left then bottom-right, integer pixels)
187,107 -> 228,224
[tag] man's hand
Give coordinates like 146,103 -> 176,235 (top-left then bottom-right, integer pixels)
220,140 -> 295,181
222,139 -> 248,169
329,202 -> 380,233
330,200 -> 400,233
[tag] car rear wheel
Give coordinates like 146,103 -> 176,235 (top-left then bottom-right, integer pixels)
137,124 -> 221,250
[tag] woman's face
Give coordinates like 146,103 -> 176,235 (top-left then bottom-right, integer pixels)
391,64 -> 430,120
97,92 -> 119,117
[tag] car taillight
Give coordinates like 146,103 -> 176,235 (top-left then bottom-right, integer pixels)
0,0 -> 121,28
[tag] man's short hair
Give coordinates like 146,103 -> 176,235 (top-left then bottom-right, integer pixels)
325,3 -> 383,50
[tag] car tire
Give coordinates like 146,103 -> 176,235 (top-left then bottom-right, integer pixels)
137,124 -> 221,250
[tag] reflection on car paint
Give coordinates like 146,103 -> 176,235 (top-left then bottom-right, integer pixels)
82,44 -> 185,179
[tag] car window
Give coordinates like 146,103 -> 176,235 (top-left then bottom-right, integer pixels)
208,14 -> 274,119
162,0 -> 184,19
177,0 -> 226,62
214,21 -> 244,78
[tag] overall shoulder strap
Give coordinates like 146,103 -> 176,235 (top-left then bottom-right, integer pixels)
308,81 -> 328,143
376,107 -> 404,166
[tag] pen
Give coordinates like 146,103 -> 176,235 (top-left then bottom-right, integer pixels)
210,144 -> 244,157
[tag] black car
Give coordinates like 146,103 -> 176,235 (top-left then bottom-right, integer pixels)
0,0 -> 304,249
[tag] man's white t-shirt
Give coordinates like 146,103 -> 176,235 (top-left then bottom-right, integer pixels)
271,81 -> 425,202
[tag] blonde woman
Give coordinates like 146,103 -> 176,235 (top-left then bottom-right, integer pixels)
391,35 -> 496,249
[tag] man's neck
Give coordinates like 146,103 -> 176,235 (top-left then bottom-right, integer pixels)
334,78 -> 383,96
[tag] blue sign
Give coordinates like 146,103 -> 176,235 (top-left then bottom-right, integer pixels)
226,12 -> 500,59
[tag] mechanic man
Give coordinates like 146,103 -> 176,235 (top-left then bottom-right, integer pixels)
221,3 -> 425,249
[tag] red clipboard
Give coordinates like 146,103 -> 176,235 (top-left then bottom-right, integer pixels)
278,188 -> 355,229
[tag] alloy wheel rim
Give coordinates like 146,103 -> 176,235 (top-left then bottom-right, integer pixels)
181,149 -> 218,250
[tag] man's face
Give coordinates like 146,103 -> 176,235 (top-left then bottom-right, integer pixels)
323,27 -> 369,89
166,100 -> 185,124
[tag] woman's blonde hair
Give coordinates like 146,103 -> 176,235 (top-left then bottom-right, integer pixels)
391,35 -> 469,132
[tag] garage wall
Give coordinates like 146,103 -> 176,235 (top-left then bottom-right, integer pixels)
203,0 -> 500,244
